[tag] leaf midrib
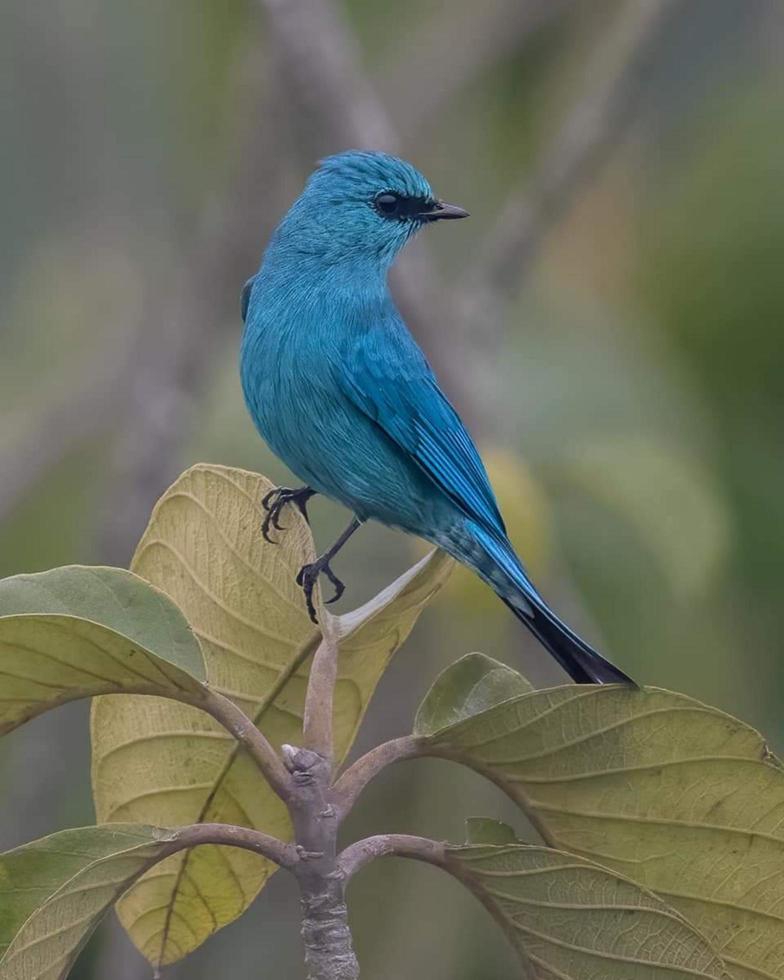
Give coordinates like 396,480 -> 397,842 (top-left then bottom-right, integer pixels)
453,702 -> 748,758
154,628 -> 321,964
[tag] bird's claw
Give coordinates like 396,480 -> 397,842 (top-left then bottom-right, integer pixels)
261,486 -> 314,543
296,557 -> 346,624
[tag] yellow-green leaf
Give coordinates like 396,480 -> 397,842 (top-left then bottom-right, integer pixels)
0,566 -> 205,733
414,652 -> 533,737
447,838 -> 727,979
425,685 -> 784,980
464,817 -> 519,845
91,464 -> 452,967
0,825 -> 178,980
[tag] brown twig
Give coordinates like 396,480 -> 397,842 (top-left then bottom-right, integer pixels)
302,634 -> 340,761
338,834 -> 446,880
196,687 -> 293,804
332,735 -> 423,821
283,744 -> 358,980
173,821 -> 299,869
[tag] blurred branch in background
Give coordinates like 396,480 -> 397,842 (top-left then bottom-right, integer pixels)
259,0 -> 398,151
0,0 -> 682,535
97,54 -> 291,565
463,0 -> 681,330
382,0 -> 570,136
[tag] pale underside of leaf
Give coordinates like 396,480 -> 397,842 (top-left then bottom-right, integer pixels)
91,464 -> 452,966
447,843 -> 727,980
429,685 -> 784,980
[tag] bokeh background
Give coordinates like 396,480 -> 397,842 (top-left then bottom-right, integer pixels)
1,0 -> 783,976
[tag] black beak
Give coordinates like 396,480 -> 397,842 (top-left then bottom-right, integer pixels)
419,200 -> 470,222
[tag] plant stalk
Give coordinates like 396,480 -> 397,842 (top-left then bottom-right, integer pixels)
284,744 -> 359,980
332,735 -> 423,820
195,686 -> 293,802
299,871 -> 358,980
302,634 -> 339,759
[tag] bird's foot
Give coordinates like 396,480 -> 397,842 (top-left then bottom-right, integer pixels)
261,486 -> 315,543
296,556 -> 346,624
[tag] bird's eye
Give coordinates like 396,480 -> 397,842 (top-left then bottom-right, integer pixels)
374,192 -> 401,218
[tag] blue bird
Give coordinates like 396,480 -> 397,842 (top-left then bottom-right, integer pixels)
240,151 -> 632,685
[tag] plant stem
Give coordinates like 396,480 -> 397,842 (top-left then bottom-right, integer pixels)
338,834 -> 446,879
285,616 -> 367,977
303,634 -> 339,759
332,735 -> 423,821
299,870 -> 358,980
173,822 -> 299,869
181,671 -> 364,975
196,687 -> 293,803
284,745 -> 359,980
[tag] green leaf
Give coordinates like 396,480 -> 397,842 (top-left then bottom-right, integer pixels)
413,652 -> 533,736
0,565 -> 205,733
424,685 -> 784,980
0,825 -> 178,980
464,817 -> 518,845
91,464 -> 452,967
446,838 -> 727,979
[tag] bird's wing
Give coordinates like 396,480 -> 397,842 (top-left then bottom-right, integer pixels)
339,326 -> 506,538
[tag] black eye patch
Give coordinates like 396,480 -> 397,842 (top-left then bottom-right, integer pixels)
374,191 -> 434,221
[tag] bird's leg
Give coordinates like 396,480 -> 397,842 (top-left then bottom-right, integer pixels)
297,517 -> 362,623
261,486 -> 316,543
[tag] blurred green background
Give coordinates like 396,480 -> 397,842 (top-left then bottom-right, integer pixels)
1,1 -> 782,976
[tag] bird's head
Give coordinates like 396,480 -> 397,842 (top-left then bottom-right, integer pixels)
273,150 -> 468,270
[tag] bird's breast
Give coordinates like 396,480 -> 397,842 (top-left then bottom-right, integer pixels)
241,292 -> 341,475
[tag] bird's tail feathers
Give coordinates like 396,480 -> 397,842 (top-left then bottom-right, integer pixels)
464,524 -> 635,686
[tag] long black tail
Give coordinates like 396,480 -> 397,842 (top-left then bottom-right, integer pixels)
500,592 -> 635,685
466,523 -> 636,685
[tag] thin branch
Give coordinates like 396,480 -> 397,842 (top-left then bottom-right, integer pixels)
282,742 -> 358,980
173,821 -> 299,870
465,0 -> 681,314
0,52 -> 292,558
302,635 -> 339,761
97,53 -> 293,564
332,735 -> 422,820
338,834 -> 446,880
257,0 -> 397,152
197,687 -> 292,804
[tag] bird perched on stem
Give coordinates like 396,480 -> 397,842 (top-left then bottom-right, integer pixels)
240,150 -> 632,685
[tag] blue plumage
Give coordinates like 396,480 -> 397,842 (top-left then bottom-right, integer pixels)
241,151 -> 632,685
